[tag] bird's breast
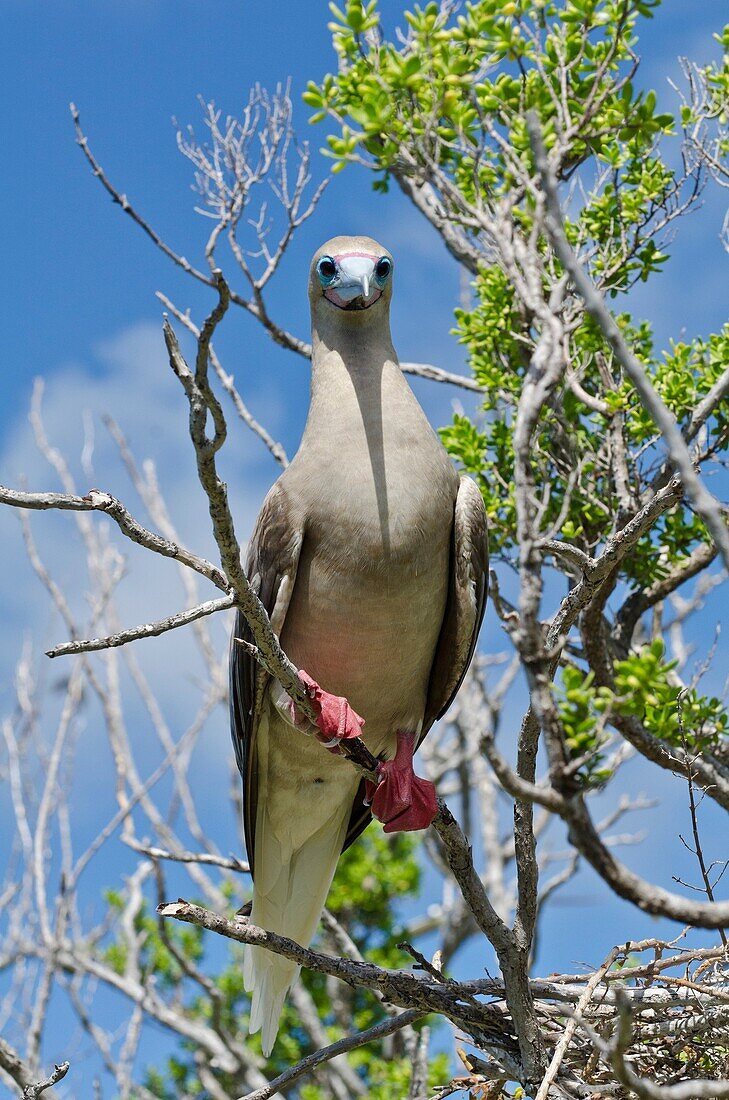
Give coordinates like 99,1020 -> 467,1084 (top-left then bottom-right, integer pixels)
280,442 -> 456,746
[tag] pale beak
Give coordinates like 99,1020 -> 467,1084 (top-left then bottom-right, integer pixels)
335,255 -> 377,302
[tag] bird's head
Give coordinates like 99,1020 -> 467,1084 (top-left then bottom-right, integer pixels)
309,235 -> 393,329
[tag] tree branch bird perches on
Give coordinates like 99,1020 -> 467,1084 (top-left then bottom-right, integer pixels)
229,235 -> 489,1055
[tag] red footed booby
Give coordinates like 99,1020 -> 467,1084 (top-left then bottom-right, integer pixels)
230,235 -> 488,1055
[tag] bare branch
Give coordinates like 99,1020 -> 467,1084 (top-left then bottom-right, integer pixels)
123,836 -> 249,874
70,102 -> 310,357
237,1010 -> 424,1100
0,484 -> 228,591
0,1038 -> 33,1092
71,102 -> 214,287
157,899 -> 519,1044
399,361 -> 485,393
687,362 -> 729,443
45,593 -> 235,659
560,792 -> 729,929
156,292 -> 289,467
21,1062 -> 70,1099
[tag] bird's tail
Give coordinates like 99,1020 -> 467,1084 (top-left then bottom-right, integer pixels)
244,808 -> 350,1057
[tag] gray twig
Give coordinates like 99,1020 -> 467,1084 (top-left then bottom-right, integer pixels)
123,836 -> 250,873
46,594 -> 235,658
0,484 -> 228,591
21,1061 -> 70,1099
237,1010 -> 424,1100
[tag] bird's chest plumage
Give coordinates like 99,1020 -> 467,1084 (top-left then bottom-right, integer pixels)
281,418 -> 457,745
304,381 -> 456,562
313,446 -> 451,568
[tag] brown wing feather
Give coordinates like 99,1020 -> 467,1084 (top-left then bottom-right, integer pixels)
423,476 -> 489,733
229,481 -> 303,879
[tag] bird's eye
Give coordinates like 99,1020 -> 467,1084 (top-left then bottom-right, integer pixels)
317,256 -> 337,285
375,256 -> 392,282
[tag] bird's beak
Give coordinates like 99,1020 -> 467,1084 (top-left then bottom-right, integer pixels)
335,255 -> 377,302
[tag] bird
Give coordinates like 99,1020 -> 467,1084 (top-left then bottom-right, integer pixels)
229,234 -> 488,1056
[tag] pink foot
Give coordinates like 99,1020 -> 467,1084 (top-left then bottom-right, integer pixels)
292,670 -> 365,755
365,731 -> 438,833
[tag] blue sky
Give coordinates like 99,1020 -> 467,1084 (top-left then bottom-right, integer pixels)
1,1 -> 728,1093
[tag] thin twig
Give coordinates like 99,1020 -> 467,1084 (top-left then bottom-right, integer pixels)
237,1010 -> 424,1100
45,594 -> 235,658
400,361 -> 485,393
156,292 -> 289,467
0,484 -> 227,591
124,837 -> 249,873
21,1062 -> 70,1099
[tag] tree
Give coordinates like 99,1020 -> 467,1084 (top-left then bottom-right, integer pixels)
1,1 -> 729,1097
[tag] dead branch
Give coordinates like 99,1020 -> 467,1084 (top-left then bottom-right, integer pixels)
45,593 -> 235,658
156,291 -> 290,468
236,1009 -> 424,1100
156,898 -> 518,1046
21,1061 -> 70,1099
70,101 -> 310,357
123,836 -> 250,873
0,484 -> 228,590
0,1038 -> 33,1092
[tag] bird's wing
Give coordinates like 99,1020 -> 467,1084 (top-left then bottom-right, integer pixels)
342,476 -> 488,853
342,785 -> 374,854
229,482 -> 304,878
423,475 -> 489,731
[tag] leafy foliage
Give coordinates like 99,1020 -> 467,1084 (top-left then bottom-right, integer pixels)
558,639 -> 729,787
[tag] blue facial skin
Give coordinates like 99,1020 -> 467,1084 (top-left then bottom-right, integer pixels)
317,256 -> 337,286
374,257 -> 392,284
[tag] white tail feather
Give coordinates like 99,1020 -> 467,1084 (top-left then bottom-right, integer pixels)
245,807 -> 350,1056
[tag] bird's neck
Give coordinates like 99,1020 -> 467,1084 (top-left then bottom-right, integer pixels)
298,317 -> 440,561
305,322 -> 406,436
310,315 -> 397,373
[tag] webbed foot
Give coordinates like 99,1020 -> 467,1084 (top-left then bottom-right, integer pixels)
290,670 -> 365,755
366,730 -> 437,832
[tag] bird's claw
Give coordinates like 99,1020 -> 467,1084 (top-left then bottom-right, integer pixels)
291,670 -> 365,755
365,730 -> 438,833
